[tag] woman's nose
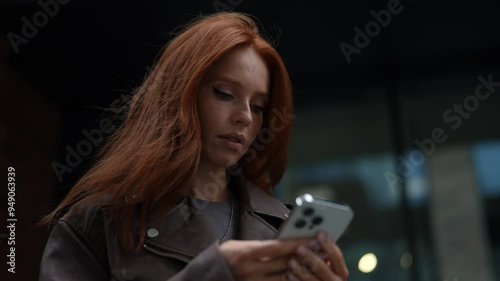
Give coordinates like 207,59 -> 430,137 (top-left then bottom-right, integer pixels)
231,103 -> 252,127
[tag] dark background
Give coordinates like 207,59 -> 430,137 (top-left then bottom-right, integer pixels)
2,0 -> 500,280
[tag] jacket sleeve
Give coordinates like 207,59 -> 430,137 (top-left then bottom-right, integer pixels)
166,241 -> 236,281
39,220 -> 110,281
39,220 -> 236,281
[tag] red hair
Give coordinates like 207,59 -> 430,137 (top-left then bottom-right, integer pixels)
42,12 -> 294,251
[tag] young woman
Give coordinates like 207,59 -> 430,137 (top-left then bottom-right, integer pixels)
39,12 -> 349,281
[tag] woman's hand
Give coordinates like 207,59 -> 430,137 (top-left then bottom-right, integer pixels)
219,238 -> 310,281
284,231 -> 349,281
219,232 -> 349,281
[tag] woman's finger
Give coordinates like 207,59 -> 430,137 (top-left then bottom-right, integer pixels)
257,271 -> 299,281
220,239 -> 319,281
249,255 -> 291,276
288,256 -> 321,281
292,245 -> 344,281
244,239 -> 310,260
316,232 -> 349,280
281,270 -> 301,281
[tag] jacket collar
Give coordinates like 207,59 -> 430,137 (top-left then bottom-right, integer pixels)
230,172 -> 290,219
142,173 -> 290,261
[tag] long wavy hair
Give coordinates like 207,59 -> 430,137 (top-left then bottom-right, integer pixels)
41,12 -> 294,251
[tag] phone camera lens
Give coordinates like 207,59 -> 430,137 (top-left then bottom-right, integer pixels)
295,219 -> 306,228
312,216 -> 323,225
303,207 -> 314,216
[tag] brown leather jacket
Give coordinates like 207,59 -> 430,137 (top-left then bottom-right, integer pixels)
39,175 -> 292,281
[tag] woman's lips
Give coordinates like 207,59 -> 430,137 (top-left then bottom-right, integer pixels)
219,136 -> 244,151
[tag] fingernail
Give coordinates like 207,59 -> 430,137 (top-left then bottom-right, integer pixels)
308,240 -> 321,252
318,251 -> 327,260
296,245 -> 308,257
284,271 -> 299,281
289,258 -> 300,270
318,231 -> 327,242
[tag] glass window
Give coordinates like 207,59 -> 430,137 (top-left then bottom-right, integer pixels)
471,140 -> 500,280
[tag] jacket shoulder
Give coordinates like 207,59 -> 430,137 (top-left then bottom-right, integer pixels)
57,197 -> 111,264
40,198 -> 113,280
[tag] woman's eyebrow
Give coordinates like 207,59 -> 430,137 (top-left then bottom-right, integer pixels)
255,93 -> 269,102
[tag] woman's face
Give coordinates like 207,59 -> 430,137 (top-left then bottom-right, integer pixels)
197,45 -> 270,169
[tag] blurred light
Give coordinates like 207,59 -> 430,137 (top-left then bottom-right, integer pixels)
358,253 -> 377,273
400,252 -> 413,269
296,193 -> 314,205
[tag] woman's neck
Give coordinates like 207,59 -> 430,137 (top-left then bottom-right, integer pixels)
190,163 -> 230,202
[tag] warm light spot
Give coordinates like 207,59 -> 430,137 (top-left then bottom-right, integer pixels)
358,253 -> 377,273
400,252 -> 413,269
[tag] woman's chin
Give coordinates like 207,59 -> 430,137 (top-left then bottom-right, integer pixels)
223,159 -> 240,168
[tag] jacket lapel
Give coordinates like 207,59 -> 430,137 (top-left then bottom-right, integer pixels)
143,198 -> 219,262
231,174 -> 291,240
142,173 -> 292,261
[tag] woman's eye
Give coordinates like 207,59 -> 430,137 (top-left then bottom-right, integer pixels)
213,87 -> 233,100
251,104 -> 265,113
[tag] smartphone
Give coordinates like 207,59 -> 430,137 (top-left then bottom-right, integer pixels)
277,194 -> 354,242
